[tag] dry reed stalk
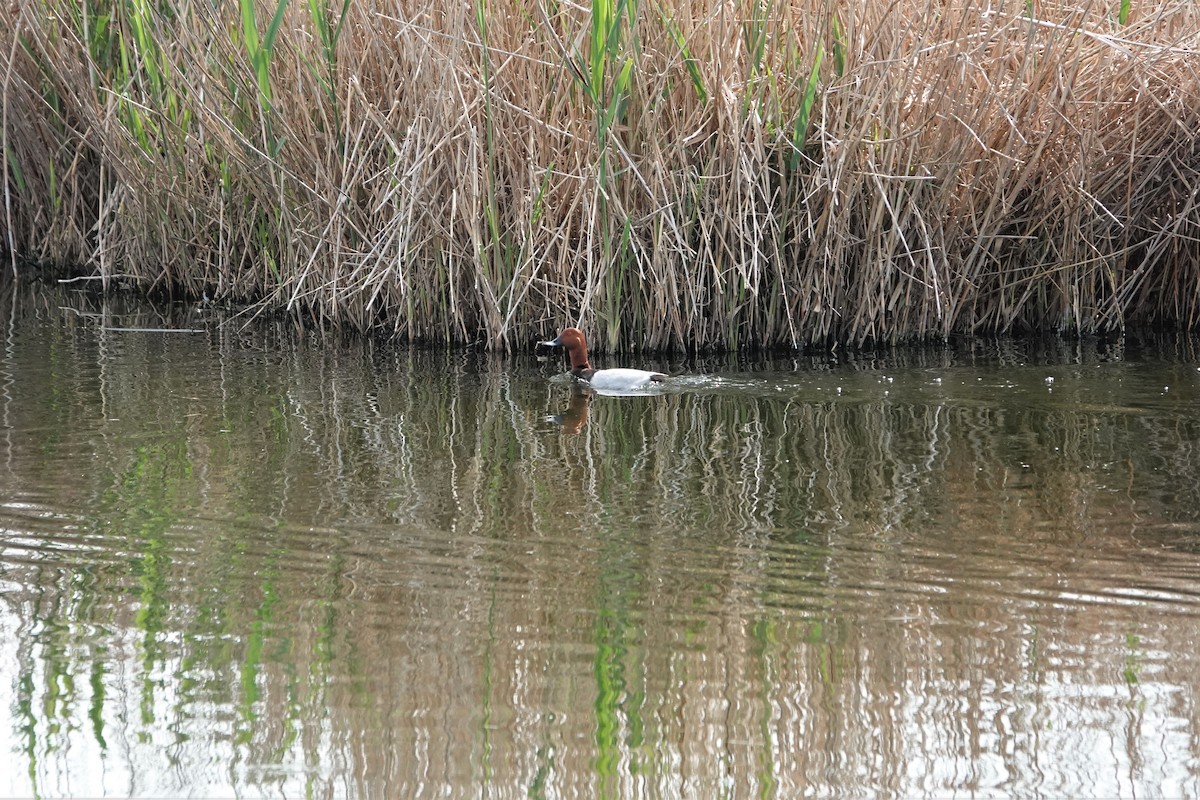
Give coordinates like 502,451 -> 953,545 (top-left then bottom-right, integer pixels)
1,0 -> 1198,350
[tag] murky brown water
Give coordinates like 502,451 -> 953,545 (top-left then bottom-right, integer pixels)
2,284 -> 1200,798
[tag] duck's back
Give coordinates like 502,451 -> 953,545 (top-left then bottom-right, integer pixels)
586,368 -> 667,391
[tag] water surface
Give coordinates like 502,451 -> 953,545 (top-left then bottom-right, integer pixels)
2,285 -> 1200,797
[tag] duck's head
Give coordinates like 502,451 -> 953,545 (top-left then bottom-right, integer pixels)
540,327 -> 591,371
540,327 -> 586,350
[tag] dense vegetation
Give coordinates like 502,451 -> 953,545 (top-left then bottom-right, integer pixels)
2,0 -> 1198,349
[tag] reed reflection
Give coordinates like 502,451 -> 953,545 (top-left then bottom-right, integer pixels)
1,286 -> 1199,798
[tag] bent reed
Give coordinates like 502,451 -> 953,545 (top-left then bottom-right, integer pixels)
3,0 -> 1199,350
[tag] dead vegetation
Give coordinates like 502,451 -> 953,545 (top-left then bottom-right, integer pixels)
3,0 -> 1199,349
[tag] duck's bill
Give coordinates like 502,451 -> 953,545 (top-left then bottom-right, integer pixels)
539,337 -> 561,347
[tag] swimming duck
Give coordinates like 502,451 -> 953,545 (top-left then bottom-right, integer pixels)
540,327 -> 667,391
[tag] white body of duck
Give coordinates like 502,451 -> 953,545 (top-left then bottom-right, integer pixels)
541,328 -> 667,391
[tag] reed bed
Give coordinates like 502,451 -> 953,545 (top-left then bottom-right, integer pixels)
2,0 -> 1199,349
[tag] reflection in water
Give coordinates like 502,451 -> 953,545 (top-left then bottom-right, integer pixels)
546,386 -> 591,434
1,285 -> 1199,797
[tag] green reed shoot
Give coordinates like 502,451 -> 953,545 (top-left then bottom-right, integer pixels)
4,149 -> 26,196
744,0 -> 770,78
474,0 -> 510,341
602,218 -> 634,348
741,0 -> 777,125
657,5 -> 707,105
582,0 -> 641,334
584,0 -> 640,152
239,0 -> 289,104
790,42 -> 823,169
306,0 -> 351,86
304,0 -> 352,143
830,12 -> 846,77
127,0 -> 163,96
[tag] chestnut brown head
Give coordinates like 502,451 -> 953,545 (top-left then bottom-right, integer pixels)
540,327 -> 592,371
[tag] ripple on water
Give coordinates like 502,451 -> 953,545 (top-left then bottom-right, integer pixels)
4,289 -> 1200,798
0,500 -> 113,567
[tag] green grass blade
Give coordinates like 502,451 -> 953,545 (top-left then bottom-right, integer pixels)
262,0 -> 290,52
831,12 -> 846,77
790,43 -> 823,169
657,5 -> 706,105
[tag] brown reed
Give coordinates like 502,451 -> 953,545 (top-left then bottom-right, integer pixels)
2,0 -> 1198,350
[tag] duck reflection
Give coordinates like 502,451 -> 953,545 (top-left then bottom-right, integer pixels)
546,387 -> 592,434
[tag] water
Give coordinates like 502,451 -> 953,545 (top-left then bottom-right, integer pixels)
2,285 -> 1200,798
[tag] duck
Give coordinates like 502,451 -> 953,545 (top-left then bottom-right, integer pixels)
540,327 -> 667,391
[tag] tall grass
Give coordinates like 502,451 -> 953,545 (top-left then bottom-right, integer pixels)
2,0 -> 1199,349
